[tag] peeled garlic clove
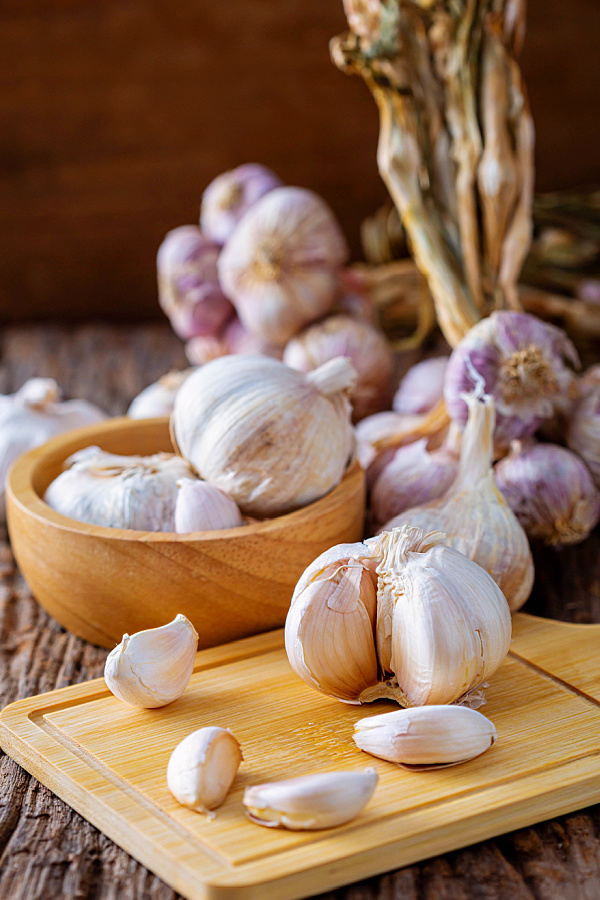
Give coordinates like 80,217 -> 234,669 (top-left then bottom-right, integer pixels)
167,726 -> 242,813
243,769 -> 378,830
567,375 -> 600,489
128,369 -> 195,420
393,356 -> 449,416
354,706 -> 497,768
175,480 -> 245,533
200,163 -> 282,246
105,614 -> 198,708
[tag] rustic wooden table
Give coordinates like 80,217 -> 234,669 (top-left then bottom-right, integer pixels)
0,323 -> 599,899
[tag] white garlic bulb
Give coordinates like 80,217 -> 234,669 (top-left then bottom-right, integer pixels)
175,480 -> 245,533
285,525 -> 511,708
44,447 -> 196,531
172,354 -> 356,517
243,769 -> 378,830
128,369 -> 195,420
200,163 -> 282,245
167,727 -> 242,813
218,187 -> 349,345
105,614 -> 198,708
393,356 -> 449,416
0,378 -> 107,522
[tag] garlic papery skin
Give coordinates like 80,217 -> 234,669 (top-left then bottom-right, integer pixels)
218,187 -> 349,345
200,163 -> 282,246
172,354 -> 356,517
243,769 -> 378,830
353,706 -> 497,768
44,447 -> 196,531
175,480 -> 245,533
386,391 -> 534,612
392,356 -> 449,416
0,378 -> 107,522
104,614 -> 198,708
283,315 -> 394,422
157,226 -> 234,340
128,369 -> 195,420
444,311 -> 580,449
167,727 -> 242,813
495,441 -> 600,546
567,378 -> 600,489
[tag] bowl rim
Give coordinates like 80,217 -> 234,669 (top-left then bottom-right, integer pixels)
6,415 -> 363,543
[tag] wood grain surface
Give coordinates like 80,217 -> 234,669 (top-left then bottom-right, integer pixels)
0,323 -> 599,899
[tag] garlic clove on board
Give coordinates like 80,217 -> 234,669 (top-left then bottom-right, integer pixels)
175,479 -> 245,533
104,614 -> 198,708
167,726 -> 242,813
243,769 -> 378,830
353,706 -> 497,768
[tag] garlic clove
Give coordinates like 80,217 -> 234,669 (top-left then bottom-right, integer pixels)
104,614 -> 198,708
175,480 -> 245,533
354,706 -> 497,768
243,769 -> 378,830
167,726 -> 242,813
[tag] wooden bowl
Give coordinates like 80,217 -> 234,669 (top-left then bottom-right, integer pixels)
6,417 -> 365,649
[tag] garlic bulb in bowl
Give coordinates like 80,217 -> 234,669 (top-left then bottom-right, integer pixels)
200,163 -> 282,245
218,187 -> 349,345
128,369 -> 195,420
172,354 -> 356,517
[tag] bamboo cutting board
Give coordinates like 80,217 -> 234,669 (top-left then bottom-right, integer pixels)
1,613 -> 600,900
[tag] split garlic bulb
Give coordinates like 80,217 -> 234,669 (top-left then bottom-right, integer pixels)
444,311 -> 579,449
44,447 -> 196,531
495,441 -> 600,546
127,369 -> 195,420
172,354 -> 356,517
175,480 -> 245,533
567,374 -> 600,489
0,378 -> 106,521
285,525 -> 511,707
105,614 -> 198,708
218,187 -> 349,345
200,163 -> 282,245
393,356 -> 449,416
283,314 -> 394,422
157,226 -> 234,340
386,387 -> 534,611
167,727 -> 242,813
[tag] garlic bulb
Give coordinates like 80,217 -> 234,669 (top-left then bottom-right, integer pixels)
0,378 -> 106,521
167,727 -> 242,813
172,354 -> 356,517
495,440 -> 600,546
44,446 -> 196,531
444,311 -> 579,449
568,375 -> 600,489
127,369 -> 195,420
157,226 -> 234,340
283,315 -> 394,422
392,356 -> 449,416
386,388 -> 534,611
200,163 -> 282,245
105,614 -> 198,708
354,706 -> 497,768
218,187 -> 349,345
285,525 -> 511,707
243,769 -> 378,830
185,316 -> 283,367
175,480 -> 245,533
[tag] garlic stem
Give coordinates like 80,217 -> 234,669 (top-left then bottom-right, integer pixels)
305,357 -> 357,397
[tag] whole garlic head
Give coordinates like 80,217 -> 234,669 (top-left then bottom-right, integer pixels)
127,369 -> 195,420
105,614 -> 198,708
44,447 -> 196,531
393,356 -> 449,416
172,354 -> 356,517
567,374 -> 600,489
218,187 -> 349,345
200,163 -> 282,245
167,726 -> 242,813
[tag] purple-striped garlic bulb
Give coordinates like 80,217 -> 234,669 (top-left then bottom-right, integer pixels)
393,356 -> 449,416
218,187 -> 349,345
185,316 -> 283,367
200,163 -> 282,246
495,441 -> 600,546
567,370 -> 600,488
444,311 -> 579,450
355,411 -> 429,488
157,226 -> 234,340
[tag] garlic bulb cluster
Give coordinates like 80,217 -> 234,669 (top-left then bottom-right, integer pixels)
172,354 -> 356,517
386,388 -> 534,611
104,614 -> 198,708
393,356 -> 448,416
495,441 -> 600,546
285,525 -> 511,708
127,369 -> 195,420
283,314 -> 394,421
568,372 -> 600,489
175,480 -> 245,533
200,163 -> 282,246
0,378 -> 107,521
218,187 -> 349,345
45,446 -> 196,531
444,311 -> 579,449
167,727 -> 242,813
185,316 -> 283,367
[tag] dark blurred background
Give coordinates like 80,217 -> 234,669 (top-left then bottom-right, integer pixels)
1,0 -> 599,322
